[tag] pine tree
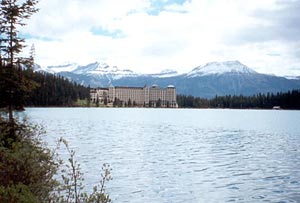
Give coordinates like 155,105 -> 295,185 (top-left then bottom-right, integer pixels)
0,0 -> 38,122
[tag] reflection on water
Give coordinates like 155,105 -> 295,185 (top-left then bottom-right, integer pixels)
25,108 -> 300,203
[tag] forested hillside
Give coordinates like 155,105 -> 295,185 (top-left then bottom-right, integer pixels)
25,71 -> 90,107
177,90 -> 300,109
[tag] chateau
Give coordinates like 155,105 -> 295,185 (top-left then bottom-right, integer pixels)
90,85 -> 178,108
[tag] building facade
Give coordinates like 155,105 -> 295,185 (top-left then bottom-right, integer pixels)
90,85 -> 177,108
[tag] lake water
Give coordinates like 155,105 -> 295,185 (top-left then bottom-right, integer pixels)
24,108 -> 300,203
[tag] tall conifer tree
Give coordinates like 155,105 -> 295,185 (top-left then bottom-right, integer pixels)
0,0 -> 38,122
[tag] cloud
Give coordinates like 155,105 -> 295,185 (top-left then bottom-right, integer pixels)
223,0 -> 300,44
21,0 -> 300,75
22,0 -> 150,38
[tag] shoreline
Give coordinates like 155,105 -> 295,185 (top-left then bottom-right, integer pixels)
23,106 -> 300,111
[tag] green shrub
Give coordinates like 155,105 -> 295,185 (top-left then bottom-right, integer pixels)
0,118 -> 59,202
0,117 -> 112,203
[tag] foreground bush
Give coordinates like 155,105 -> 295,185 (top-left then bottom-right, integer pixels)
0,117 -> 58,202
0,116 -> 111,203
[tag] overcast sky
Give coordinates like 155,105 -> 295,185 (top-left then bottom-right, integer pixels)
22,0 -> 300,75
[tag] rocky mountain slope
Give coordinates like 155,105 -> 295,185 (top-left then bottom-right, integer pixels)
38,61 -> 300,98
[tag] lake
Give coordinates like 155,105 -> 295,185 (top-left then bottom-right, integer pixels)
23,108 -> 300,203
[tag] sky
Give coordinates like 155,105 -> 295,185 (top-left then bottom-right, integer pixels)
21,0 -> 300,76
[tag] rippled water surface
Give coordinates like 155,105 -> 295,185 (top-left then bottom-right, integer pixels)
24,108 -> 300,203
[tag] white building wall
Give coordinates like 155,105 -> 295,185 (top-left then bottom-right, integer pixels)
91,85 -> 177,107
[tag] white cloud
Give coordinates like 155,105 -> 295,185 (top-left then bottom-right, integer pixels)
22,0 -> 300,75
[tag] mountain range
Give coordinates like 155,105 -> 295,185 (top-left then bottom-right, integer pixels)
37,61 -> 300,98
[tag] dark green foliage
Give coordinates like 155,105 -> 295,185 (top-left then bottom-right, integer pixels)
176,94 -> 209,108
113,97 -> 122,107
103,97 -> 108,106
177,89 -> 300,109
0,69 -> 90,108
0,117 -> 112,203
0,64 -> 38,110
156,98 -> 162,107
96,97 -> 100,107
24,71 -> 90,107
0,5 -> 53,201
127,98 -> 132,107
0,118 -> 59,203
0,0 -> 38,121
0,183 -> 39,203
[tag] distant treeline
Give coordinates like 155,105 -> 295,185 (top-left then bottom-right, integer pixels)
25,71 -> 90,107
177,90 -> 300,109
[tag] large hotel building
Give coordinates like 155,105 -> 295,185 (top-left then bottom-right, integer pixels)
90,85 -> 178,108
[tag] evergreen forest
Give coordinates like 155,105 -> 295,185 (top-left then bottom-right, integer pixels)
177,90 -> 300,109
24,71 -> 90,107
1,69 -> 90,108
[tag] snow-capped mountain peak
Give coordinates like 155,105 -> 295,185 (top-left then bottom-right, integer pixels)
41,62 -> 139,79
187,61 -> 257,77
41,63 -> 80,73
40,60 -> 259,80
71,62 -> 138,79
150,69 -> 179,78
284,75 -> 300,80
72,62 -> 108,74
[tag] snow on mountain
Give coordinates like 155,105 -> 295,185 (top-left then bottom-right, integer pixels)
42,63 -> 80,73
41,60 -> 258,79
73,62 -> 140,79
150,69 -> 180,78
39,60 -> 300,98
284,75 -> 300,80
43,62 -> 140,79
187,61 -> 257,78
